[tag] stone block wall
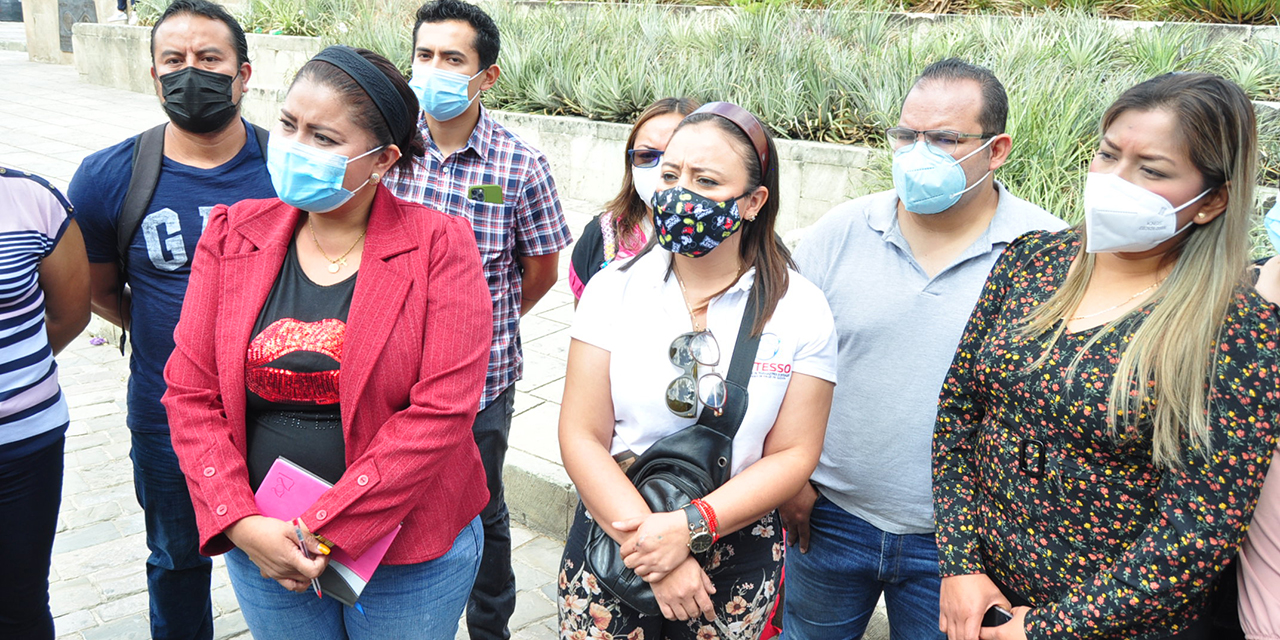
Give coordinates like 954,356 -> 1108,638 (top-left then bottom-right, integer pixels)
69,23 -> 886,231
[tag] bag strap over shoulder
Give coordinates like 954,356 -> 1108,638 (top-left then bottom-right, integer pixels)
694,287 -> 761,439
724,288 -> 761,390
114,120 -> 269,354
118,123 -> 167,267
117,121 -> 269,265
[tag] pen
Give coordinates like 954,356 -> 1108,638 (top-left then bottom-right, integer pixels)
293,519 -> 323,599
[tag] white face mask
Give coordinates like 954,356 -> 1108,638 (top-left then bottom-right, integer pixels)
632,164 -> 662,208
1083,172 -> 1210,254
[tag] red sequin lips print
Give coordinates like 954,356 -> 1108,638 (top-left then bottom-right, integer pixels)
246,318 -> 345,404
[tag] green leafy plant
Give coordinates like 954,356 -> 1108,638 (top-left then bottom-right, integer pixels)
196,0 -> 1280,224
1169,0 -> 1280,25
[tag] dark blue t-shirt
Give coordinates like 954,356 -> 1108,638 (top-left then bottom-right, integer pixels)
69,120 -> 276,433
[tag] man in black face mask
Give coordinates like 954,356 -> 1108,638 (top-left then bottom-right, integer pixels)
66,2 -> 274,638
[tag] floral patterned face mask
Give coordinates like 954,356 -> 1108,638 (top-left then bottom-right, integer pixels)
651,186 -> 752,258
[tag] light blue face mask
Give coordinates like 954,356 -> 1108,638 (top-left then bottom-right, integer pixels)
1267,200 -> 1280,254
891,137 -> 995,215
267,134 -> 383,213
409,67 -> 486,122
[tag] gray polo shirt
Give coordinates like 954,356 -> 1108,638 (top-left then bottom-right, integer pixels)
794,183 -> 1066,535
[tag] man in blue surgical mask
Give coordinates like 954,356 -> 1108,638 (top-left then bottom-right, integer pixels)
781,59 -> 1066,640
384,1 -> 572,638
66,1 -> 275,639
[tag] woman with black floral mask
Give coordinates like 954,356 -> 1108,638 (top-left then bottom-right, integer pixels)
557,102 -> 837,638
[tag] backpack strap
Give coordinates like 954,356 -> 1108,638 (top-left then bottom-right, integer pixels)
117,121 -> 269,267
113,120 -> 269,353
251,123 -> 269,159
117,123 -> 167,268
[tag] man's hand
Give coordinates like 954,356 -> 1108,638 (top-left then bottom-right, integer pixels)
979,606 -> 1030,640
779,482 -> 819,553
939,573 -> 1012,640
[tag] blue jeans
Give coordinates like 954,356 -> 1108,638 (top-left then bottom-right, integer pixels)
226,515 -> 483,639
467,386 -> 516,640
0,429 -> 63,640
130,430 -> 213,640
783,497 -> 945,640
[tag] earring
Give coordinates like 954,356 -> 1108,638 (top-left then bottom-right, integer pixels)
1197,212 -> 1205,218
371,173 -> 381,184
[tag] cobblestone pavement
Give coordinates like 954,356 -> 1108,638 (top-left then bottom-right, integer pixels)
49,336 -> 574,640
0,49 -> 573,640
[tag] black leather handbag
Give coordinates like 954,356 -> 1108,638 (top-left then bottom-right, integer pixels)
584,290 -> 762,616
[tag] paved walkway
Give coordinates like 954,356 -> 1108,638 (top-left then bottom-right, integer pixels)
0,49 -> 581,640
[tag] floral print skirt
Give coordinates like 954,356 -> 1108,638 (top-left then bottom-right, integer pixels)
558,505 -> 784,640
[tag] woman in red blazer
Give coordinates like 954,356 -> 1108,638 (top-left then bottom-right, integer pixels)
162,46 -> 492,637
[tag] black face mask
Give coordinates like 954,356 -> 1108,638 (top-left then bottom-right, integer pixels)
158,66 -> 239,134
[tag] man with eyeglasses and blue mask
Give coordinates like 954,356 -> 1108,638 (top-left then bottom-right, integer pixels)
66,1 -> 275,639
384,1 -> 572,638
780,58 -> 1066,640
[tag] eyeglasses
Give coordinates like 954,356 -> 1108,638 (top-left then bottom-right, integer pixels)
885,127 -> 992,153
666,331 -> 727,418
627,148 -> 664,169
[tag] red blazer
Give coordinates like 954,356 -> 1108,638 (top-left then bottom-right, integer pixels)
163,185 -> 492,564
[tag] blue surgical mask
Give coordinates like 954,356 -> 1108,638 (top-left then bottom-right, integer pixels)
267,134 -> 383,213
1266,200 -> 1280,254
892,137 -> 995,214
409,67 -> 486,122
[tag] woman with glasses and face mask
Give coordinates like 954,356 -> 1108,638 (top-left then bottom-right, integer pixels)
570,98 -> 700,302
932,73 -> 1280,640
557,102 -> 837,639
162,46 -> 492,638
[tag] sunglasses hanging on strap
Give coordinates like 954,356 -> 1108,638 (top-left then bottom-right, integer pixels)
584,285 -> 763,617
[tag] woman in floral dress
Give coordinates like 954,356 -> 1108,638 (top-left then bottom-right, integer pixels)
932,73 -> 1280,640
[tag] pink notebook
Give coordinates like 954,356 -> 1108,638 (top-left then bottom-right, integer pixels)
254,457 -> 401,605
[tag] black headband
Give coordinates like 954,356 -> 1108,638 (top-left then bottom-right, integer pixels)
312,45 -> 411,147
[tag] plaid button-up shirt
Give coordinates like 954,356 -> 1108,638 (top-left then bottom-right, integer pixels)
386,108 -> 572,409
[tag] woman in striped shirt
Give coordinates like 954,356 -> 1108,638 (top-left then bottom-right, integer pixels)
0,166 -> 90,640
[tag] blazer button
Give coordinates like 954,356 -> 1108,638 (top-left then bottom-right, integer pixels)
316,509 -> 327,520
215,504 -> 227,516
203,467 -> 216,477
357,475 -> 369,486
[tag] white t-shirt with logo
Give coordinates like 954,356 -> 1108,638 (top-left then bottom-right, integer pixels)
572,249 -> 838,477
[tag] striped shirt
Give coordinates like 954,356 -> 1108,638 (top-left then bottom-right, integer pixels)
0,167 -> 73,447
386,108 -> 572,408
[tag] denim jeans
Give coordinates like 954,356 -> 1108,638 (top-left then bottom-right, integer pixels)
467,386 -> 516,640
782,497 -> 946,640
130,430 -> 213,640
226,515 -> 483,639
0,430 -> 63,640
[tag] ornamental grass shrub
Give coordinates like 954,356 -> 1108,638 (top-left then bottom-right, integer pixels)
135,0 -> 1280,232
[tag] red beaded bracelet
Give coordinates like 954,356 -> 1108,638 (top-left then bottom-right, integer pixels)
690,498 -> 719,543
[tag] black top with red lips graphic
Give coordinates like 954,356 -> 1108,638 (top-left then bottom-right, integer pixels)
244,242 -> 355,490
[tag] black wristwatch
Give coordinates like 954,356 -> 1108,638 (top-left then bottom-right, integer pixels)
683,504 -> 714,554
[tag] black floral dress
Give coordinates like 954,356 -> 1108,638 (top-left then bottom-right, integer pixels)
932,229 -> 1280,639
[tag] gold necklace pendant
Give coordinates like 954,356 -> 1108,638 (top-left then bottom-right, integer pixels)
310,217 -> 365,275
